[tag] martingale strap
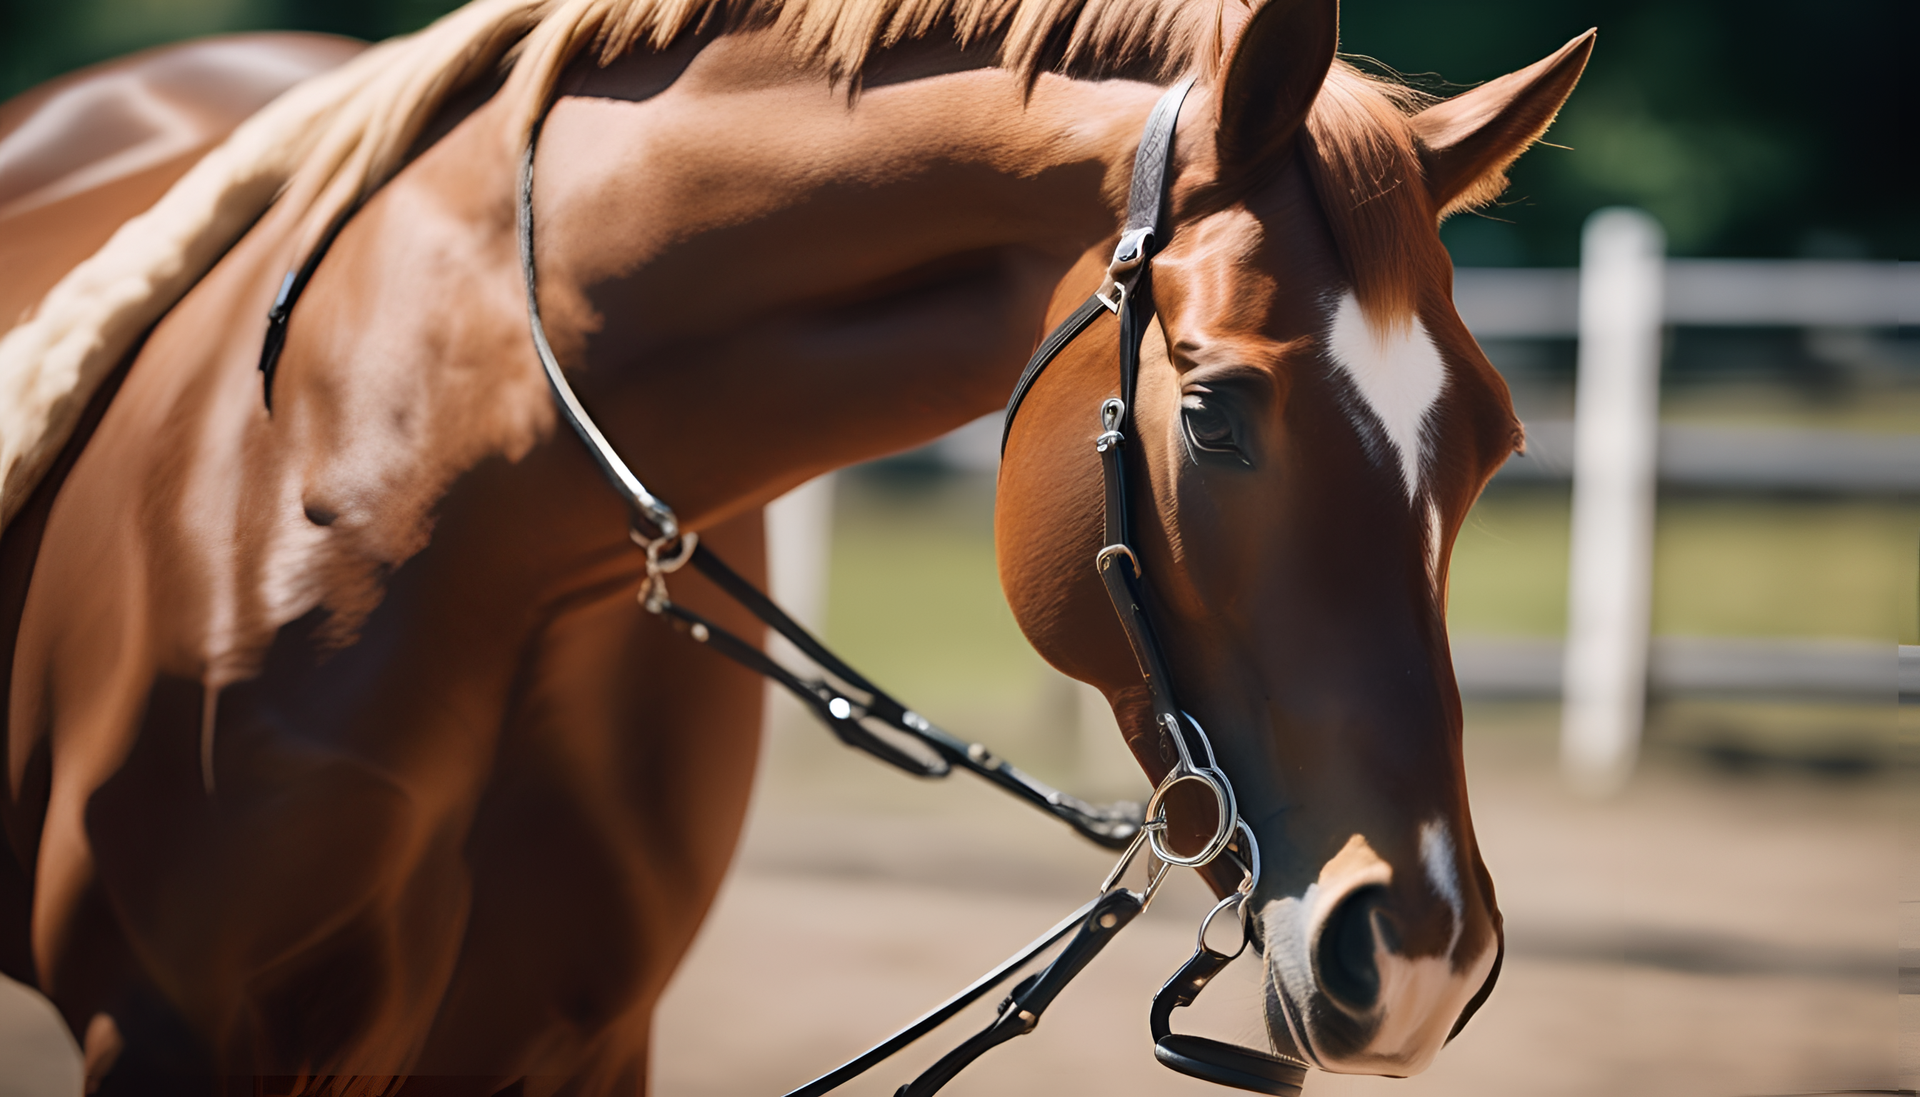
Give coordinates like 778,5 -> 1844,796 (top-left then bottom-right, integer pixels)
662,542 -> 1144,845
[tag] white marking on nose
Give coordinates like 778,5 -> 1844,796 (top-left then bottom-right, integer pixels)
1424,497 -> 1443,581
1325,292 -> 1447,501
1418,819 -> 1463,953
1261,827 -> 1495,1076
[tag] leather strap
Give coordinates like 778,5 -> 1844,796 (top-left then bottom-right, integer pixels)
655,543 -> 1147,846
998,294 -> 1104,451
260,118 -> 1145,843
778,895 -> 1104,1097
894,888 -> 1143,1097
999,77 -> 1193,455
518,129 -> 681,541
257,203 -> 359,410
1151,943 -> 1308,1096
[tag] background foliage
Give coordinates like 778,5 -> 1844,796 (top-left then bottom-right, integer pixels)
0,0 -> 1908,264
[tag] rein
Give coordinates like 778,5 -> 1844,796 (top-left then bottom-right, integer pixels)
260,74 -> 1303,1097
515,136 -> 1147,846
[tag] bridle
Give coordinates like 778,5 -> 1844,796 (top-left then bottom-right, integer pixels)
518,75 -> 1308,1095
260,73 -> 1305,1097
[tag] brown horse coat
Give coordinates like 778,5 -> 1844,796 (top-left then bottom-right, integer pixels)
0,0 -> 1590,1089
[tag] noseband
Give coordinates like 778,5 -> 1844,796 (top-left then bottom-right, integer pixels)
259,73 -> 1302,1097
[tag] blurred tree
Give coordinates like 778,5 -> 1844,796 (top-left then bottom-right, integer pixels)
0,0 -> 1909,261
0,0 -> 463,100
1342,0 -> 1910,262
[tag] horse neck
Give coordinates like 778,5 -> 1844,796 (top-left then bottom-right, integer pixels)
523,33 -> 1178,530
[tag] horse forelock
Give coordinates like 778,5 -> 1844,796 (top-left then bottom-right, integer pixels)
1298,61 -> 1443,337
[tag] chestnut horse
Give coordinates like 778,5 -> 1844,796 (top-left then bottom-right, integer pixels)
0,0 -> 1591,1090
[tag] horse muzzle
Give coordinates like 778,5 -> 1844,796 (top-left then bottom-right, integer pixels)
1255,829 -> 1499,1076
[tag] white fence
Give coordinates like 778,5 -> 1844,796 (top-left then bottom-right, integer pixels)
1454,258 -> 1918,335
1455,212 -> 1916,792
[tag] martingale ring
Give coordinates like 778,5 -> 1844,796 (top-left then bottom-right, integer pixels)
1143,712 -> 1238,868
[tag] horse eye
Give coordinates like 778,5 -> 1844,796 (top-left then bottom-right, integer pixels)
1180,394 -> 1242,458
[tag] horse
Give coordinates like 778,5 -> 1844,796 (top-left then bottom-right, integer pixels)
0,0 -> 1592,1089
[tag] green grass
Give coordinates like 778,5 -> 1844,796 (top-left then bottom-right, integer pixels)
823,474 -> 1057,710
818,472 -> 1917,767
1450,488 -> 1919,643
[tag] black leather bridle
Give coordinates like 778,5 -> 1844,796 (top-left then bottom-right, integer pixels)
263,73 -> 1305,1097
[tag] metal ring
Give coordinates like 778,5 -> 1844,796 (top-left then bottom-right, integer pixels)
1197,891 -> 1251,960
1144,769 -> 1235,868
1180,710 -> 1232,773
1159,711 -> 1195,770
642,531 -> 699,575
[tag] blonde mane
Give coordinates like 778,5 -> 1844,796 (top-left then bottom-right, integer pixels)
0,0 -> 1433,531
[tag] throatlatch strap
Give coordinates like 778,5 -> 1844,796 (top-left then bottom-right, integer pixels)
999,294 -> 1106,452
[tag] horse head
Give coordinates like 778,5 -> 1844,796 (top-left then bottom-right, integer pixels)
998,0 -> 1592,1076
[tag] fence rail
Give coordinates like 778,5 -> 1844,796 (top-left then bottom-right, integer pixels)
1456,637 -> 1898,702
1454,259 -> 1918,337
1497,419 -> 1920,493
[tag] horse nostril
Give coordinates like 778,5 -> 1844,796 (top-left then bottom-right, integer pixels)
1316,886 -> 1390,1012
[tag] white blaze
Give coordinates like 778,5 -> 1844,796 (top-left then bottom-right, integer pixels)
1325,293 -> 1447,501
1419,819 -> 1463,953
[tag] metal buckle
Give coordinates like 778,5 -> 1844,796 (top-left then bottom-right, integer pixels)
635,529 -> 699,613
1095,397 -> 1127,451
1095,227 -> 1153,313
1095,544 -> 1140,578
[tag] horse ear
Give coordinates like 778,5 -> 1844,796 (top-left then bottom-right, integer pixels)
1214,0 -> 1339,173
1410,30 -> 1596,219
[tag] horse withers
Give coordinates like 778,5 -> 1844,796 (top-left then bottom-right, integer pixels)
0,0 -> 1589,1088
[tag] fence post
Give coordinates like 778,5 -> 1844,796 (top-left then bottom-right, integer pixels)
765,474 -> 837,737
1561,208 -> 1665,794
766,473 -> 836,634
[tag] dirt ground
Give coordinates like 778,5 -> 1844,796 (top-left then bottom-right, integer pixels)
0,704 -> 1908,1096
652,702 -> 1910,1097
